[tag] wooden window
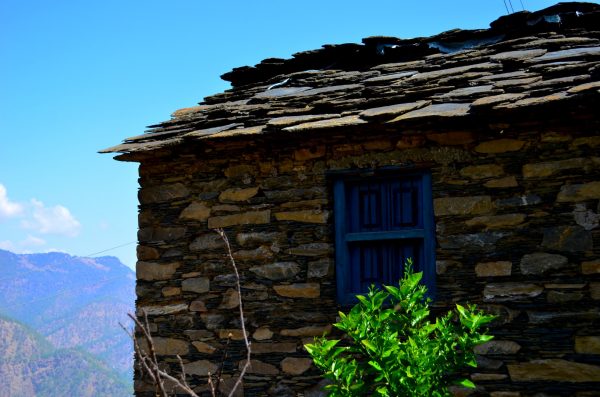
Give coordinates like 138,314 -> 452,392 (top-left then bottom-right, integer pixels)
333,170 -> 435,305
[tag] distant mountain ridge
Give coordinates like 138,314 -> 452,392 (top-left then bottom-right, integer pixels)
0,249 -> 135,395
0,315 -> 131,397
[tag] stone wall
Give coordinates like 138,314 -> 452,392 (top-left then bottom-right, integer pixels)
134,116 -> 600,396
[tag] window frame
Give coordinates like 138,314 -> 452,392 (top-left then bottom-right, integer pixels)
331,167 -> 436,305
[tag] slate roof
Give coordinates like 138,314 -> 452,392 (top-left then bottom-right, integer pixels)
102,2 -> 600,159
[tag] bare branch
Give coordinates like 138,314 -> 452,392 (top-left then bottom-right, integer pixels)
215,228 -> 251,397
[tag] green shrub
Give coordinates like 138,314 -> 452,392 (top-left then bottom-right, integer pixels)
305,259 -> 495,397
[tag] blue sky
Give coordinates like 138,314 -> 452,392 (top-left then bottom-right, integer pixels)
1,0 -> 591,269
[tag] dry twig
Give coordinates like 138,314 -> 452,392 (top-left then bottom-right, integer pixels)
121,228 -> 251,397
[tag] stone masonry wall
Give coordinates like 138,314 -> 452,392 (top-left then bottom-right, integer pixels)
134,117 -> 600,396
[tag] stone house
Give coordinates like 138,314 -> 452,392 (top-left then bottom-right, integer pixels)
102,3 -> 600,396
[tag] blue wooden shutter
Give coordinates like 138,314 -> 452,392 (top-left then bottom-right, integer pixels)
334,172 -> 435,305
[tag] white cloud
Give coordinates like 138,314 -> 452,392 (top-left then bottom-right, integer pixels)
21,199 -> 81,237
0,184 -> 23,218
0,235 -> 47,253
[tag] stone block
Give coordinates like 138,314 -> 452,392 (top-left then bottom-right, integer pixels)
294,146 -> 326,161
287,243 -> 331,257
281,357 -> 313,375
224,164 -> 256,178
483,283 -> 543,301
137,304 -> 188,316
192,341 -> 218,354
161,286 -> 181,297
508,359 -> 600,382
250,262 -> 301,281
136,261 -> 180,281
274,210 -> 329,223
484,176 -> 518,188
219,187 -> 259,202
522,158 -> 592,178
274,283 -> 320,298
474,139 -> 525,153
241,359 -> 279,375
218,329 -> 248,340
426,131 -> 475,145
470,373 -> 507,381
308,259 -> 332,278
233,245 -> 273,261
520,253 -> 568,275
542,226 -> 592,252
557,181 -> 600,202
460,164 -> 504,179
137,245 -> 160,260
179,201 -> 211,221
575,336 -> 600,354
474,340 -> 521,355
466,214 -> 525,229
475,261 -> 512,277
208,210 -> 271,228
591,283 -> 600,300
582,259 -> 600,274
281,325 -> 332,337
182,277 -> 210,294
189,300 -> 207,312
218,288 -> 239,309
189,233 -> 225,251
253,327 -> 274,341
139,227 -> 186,243
139,183 -> 189,204
252,342 -> 297,354
434,196 -> 493,216
495,194 -> 541,208
236,232 -> 279,247
186,360 -> 218,376
152,337 -> 189,355
547,290 -> 583,303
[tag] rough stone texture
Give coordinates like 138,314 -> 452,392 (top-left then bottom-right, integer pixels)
557,181 -> 600,202
519,253 -> 569,275
483,283 -> 544,301
274,283 -> 320,298
575,336 -> 600,354
181,277 -> 210,294
475,261 -> 512,277
219,187 -> 259,202
179,201 -> 211,221
208,210 -> 271,228
242,359 -> 279,375
120,10 -> 600,395
136,261 -> 180,281
281,357 -> 313,375
434,196 -> 493,216
151,337 -> 189,356
582,260 -> 600,274
274,210 -> 329,223
186,360 -> 218,376
474,139 -> 525,154
542,225 -> 593,252
508,359 -> 600,382
474,340 -> 521,355
249,262 -> 301,281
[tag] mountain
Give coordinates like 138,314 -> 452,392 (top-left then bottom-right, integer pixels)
0,249 -> 136,393
0,315 -> 131,397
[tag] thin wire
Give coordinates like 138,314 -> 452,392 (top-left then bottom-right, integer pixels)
503,0 -> 510,14
508,0 -> 515,13
0,241 -> 136,283
519,0 -> 525,11
83,241 -> 136,257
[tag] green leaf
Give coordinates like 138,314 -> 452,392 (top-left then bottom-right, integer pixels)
457,378 -> 476,388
